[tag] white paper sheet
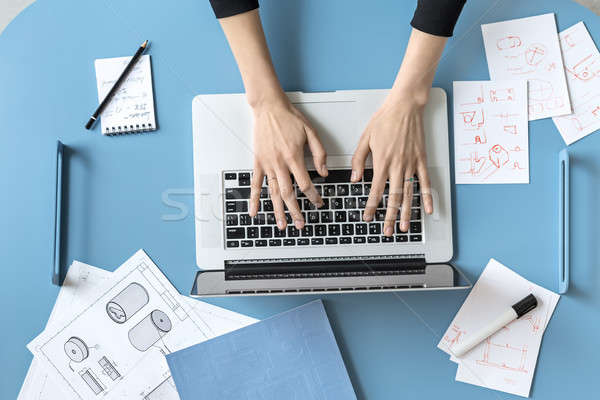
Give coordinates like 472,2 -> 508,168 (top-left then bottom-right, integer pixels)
482,13 -> 571,120
26,250 -> 256,400
437,259 -> 560,398
552,22 -> 600,144
453,80 -> 529,184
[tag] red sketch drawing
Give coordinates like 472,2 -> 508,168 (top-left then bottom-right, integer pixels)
528,79 -> 554,101
511,161 -> 525,170
489,144 -> 510,168
566,53 -> 600,81
461,85 -> 485,106
504,125 -> 517,135
497,35 -> 522,50
476,338 -> 529,373
490,88 -> 515,102
443,324 -> 466,348
525,44 -> 547,66
459,109 -> 485,130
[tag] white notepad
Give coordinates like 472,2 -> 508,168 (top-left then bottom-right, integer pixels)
94,55 -> 157,135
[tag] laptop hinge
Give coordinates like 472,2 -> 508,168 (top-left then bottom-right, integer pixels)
224,255 -> 426,280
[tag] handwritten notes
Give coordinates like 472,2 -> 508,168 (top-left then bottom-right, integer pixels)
438,259 -> 560,398
454,80 -> 529,184
94,55 -> 156,135
552,22 -> 600,145
482,14 -> 571,121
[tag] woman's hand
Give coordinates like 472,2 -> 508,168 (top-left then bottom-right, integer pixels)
351,95 -> 434,237
249,99 -> 328,231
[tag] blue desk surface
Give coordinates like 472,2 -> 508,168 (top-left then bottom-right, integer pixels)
1,0 -> 598,398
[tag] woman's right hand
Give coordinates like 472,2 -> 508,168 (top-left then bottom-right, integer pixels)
248,98 -> 328,231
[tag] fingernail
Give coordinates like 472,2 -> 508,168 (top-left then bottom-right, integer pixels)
384,227 -> 393,236
351,170 -> 357,181
401,221 -> 408,231
295,220 -> 305,229
364,213 -> 372,222
321,165 -> 329,175
277,220 -> 284,230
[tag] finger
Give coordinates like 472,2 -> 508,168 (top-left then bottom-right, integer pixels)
383,174 -> 403,236
399,174 -> 415,232
267,173 -> 287,230
275,166 -> 305,229
249,165 -> 264,217
289,156 -> 323,208
305,125 -> 328,177
417,162 -> 433,214
351,132 -> 370,182
364,168 -> 387,222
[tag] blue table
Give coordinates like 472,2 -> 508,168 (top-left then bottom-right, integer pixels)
1,0 -> 598,398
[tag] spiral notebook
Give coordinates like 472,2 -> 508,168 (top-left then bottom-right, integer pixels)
94,55 -> 157,135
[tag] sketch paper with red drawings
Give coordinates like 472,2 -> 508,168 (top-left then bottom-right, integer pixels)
482,13 -> 572,121
553,22 -> 600,145
437,259 -> 560,398
453,80 -> 529,184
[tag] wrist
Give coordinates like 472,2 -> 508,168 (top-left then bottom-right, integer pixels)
247,85 -> 288,111
388,80 -> 431,108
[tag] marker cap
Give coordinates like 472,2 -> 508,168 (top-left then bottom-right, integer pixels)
512,294 -> 537,318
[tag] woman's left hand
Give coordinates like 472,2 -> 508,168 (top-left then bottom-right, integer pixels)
351,95 -> 434,237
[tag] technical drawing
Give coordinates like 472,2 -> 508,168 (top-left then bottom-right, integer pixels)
460,109 -> 485,130
443,324 -> 466,349
106,282 -> 149,323
64,337 -> 89,363
490,88 -> 515,102
460,85 -> 485,106
128,310 -> 172,352
144,376 -> 179,400
504,125 -> 517,135
476,338 -> 529,373
489,144 -> 509,169
567,53 -> 599,81
528,79 -> 554,101
525,43 -> 546,66
98,356 -> 121,381
496,35 -> 522,51
80,369 -> 104,395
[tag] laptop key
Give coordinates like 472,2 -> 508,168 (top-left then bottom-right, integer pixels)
344,197 -> 356,209
410,235 -> 422,242
224,172 -> 236,180
328,224 -> 340,236
319,198 -> 330,209
353,236 -> 366,244
301,226 -> 314,237
226,215 -> 238,226
410,221 -> 422,233
324,185 -> 336,196
364,184 -> 371,195
255,239 -> 267,247
326,238 -> 338,245
225,188 -> 251,199
321,211 -> 333,223
260,226 -> 272,238
241,240 -> 253,247
358,197 -> 368,208
396,235 -> 408,242
247,227 -> 259,238
238,177 -> 250,186
412,195 -> 420,208
274,228 -> 286,237
304,199 -> 317,210
337,185 -> 349,196
340,237 -> 352,244
226,228 -> 244,239
308,212 -> 319,223
342,224 -> 354,236
356,223 -> 368,235
297,238 -> 309,245
369,223 -> 381,235
332,198 -> 343,209
335,211 -> 347,223
315,225 -> 327,236
382,236 -> 394,243
283,239 -> 296,246
411,209 -> 421,221
311,238 -> 324,245
239,214 -> 252,225
363,169 -> 374,182
226,240 -> 239,248
267,213 -> 276,225
287,226 -> 300,237
350,184 -> 363,195
368,236 -> 380,243
239,172 -> 250,180
269,239 -> 282,246
348,210 -> 361,222
375,209 -> 386,221
263,200 -> 273,211
260,187 -> 269,198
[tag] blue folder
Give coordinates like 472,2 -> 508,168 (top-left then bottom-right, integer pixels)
166,300 -> 356,400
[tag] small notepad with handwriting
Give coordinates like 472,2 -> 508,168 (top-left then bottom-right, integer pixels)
94,55 -> 156,135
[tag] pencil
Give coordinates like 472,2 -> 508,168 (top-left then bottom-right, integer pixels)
85,40 -> 149,130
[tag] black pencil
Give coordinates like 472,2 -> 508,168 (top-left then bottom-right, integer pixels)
85,40 -> 149,130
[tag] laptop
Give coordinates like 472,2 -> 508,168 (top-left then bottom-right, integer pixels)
190,89 -> 470,296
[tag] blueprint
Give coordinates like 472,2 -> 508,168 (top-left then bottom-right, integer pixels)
25,250 -> 257,400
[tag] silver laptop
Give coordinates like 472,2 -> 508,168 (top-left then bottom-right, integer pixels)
190,89 -> 470,296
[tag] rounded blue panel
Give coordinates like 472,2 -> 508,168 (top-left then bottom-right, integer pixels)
1,0 -> 599,398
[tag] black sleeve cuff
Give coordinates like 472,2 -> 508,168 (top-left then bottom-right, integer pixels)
209,0 -> 259,19
410,0 -> 466,37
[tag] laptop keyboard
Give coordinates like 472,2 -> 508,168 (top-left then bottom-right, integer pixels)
223,169 -> 424,249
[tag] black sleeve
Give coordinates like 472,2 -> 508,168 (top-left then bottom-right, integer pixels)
410,0 -> 466,37
209,0 -> 259,19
